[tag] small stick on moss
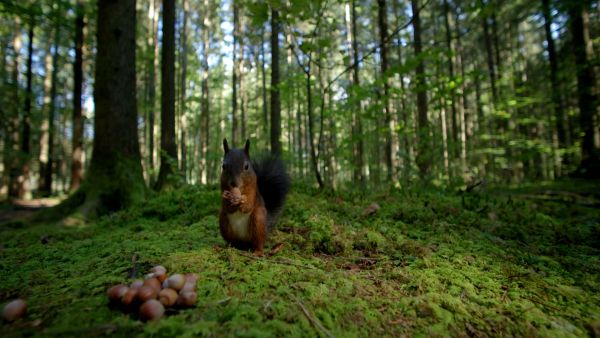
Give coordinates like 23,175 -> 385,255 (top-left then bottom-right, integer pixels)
295,297 -> 335,338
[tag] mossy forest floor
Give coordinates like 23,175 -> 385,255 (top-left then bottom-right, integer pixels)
1,180 -> 600,337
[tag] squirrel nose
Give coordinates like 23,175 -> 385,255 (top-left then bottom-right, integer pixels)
229,181 -> 237,188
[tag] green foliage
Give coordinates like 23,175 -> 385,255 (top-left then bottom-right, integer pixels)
2,181 -> 600,336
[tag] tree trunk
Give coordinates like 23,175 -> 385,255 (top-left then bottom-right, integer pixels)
8,17 -> 22,199
412,0 -> 430,177
260,30 -> 269,143
231,2 -> 239,145
156,0 -> 178,190
570,0 -> 599,175
19,20 -> 34,199
347,0 -> 364,185
480,0 -> 497,104
200,0 -> 210,184
179,0 -> 188,182
146,0 -> 159,181
542,0 -> 566,174
443,0 -> 458,154
70,0 -> 85,192
75,0 -> 145,214
377,0 -> 395,182
270,8 -> 282,156
306,70 -> 324,188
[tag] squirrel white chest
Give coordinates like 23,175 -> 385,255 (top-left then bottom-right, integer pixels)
227,211 -> 251,241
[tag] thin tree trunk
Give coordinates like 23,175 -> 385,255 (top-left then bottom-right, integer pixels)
200,0 -> 210,184
570,0 -> 599,173
70,0 -> 85,192
147,0 -> 159,180
238,10 -> 246,142
270,8 -> 282,155
19,20 -> 34,198
347,0 -> 364,185
156,0 -> 178,190
454,7 -> 467,168
443,0 -> 458,154
231,2 -> 239,145
8,17 -> 22,199
412,0 -> 430,177
377,0 -> 395,182
306,70 -> 324,188
542,0 -> 566,174
260,30 -> 269,142
480,0 -> 497,104
179,0 -> 188,182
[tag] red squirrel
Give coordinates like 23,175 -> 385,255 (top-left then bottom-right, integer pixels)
219,139 -> 290,256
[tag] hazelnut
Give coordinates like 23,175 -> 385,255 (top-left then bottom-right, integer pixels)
107,284 -> 129,302
140,299 -> 164,321
2,299 -> 27,322
137,286 -> 158,302
158,288 -> 178,307
177,291 -> 197,308
143,278 -> 161,291
121,288 -> 139,307
153,270 -> 167,283
151,265 -> 167,274
130,280 -> 144,290
166,274 -> 185,291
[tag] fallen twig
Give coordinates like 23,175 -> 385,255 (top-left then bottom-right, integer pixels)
295,297 -> 335,338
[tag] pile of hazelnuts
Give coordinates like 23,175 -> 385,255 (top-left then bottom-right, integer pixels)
106,265 -> 198,321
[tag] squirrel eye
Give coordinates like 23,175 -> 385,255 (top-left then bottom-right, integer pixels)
244,163 -> 249,171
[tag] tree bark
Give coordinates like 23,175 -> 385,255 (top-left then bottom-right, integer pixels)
412,0 -> 430,177
200,0 -> 210,184
19,20 -> 34,198
231,2 -> 239,145
8,17 -> 22,199
270,8 -> 282,156
570,0 -> 599,175
260,29 -> 269,143
542,0 -> 566,173
347,0 -> 364,185
480,0 -> 497,104
156,0 -> 178,190
70,0 -> 85,192
179,0 -> 188,182
377,0 -> 395,182
79,0 -> 145,213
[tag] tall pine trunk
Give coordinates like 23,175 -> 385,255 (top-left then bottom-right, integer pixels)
570,0 -> 599,176
270,8 -> 282,156
75,0 -> 145,214
231,2 -> 239,145
156,0 -> 178,190
377,0 -> 395,182
70,0 -> 85,192
19,20 -> 34,199
8,17 -> 22,199
412,0 -> 430,177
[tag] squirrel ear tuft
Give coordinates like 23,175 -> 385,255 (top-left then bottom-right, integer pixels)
223,138 -> 229,153
244,139 -> 250,156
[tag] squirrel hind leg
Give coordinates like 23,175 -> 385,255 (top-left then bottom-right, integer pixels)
250,206 -> 267,256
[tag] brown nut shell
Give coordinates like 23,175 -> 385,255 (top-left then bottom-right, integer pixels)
151,265 -> 167,274
154,270 -> 167,283
2,299 -> 27,322
158,288 -> 178,307
107,284 -> 129,302
166,274 -> 185,291
121,288 -> 139,306
130,280 -> 144,290
140,299 -> 165,321
177,291 -> 197,308
137,286 -> 158,302
231,187 -> 242,199
143,277 -> 162,291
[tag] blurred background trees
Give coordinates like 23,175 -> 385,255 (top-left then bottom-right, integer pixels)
0,0 -> 598,205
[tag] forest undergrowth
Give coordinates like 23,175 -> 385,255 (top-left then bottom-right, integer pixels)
1,180 -> 599,337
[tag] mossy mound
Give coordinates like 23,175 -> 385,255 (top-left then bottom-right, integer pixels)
1,182 -> 599,336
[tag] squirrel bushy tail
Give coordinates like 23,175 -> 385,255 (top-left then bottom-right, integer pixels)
251,154 -> 290,228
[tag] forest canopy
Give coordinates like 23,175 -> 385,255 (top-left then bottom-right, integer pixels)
0,0 -> 598,206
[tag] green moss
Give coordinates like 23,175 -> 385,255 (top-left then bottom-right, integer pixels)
1,182 -> 600,336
